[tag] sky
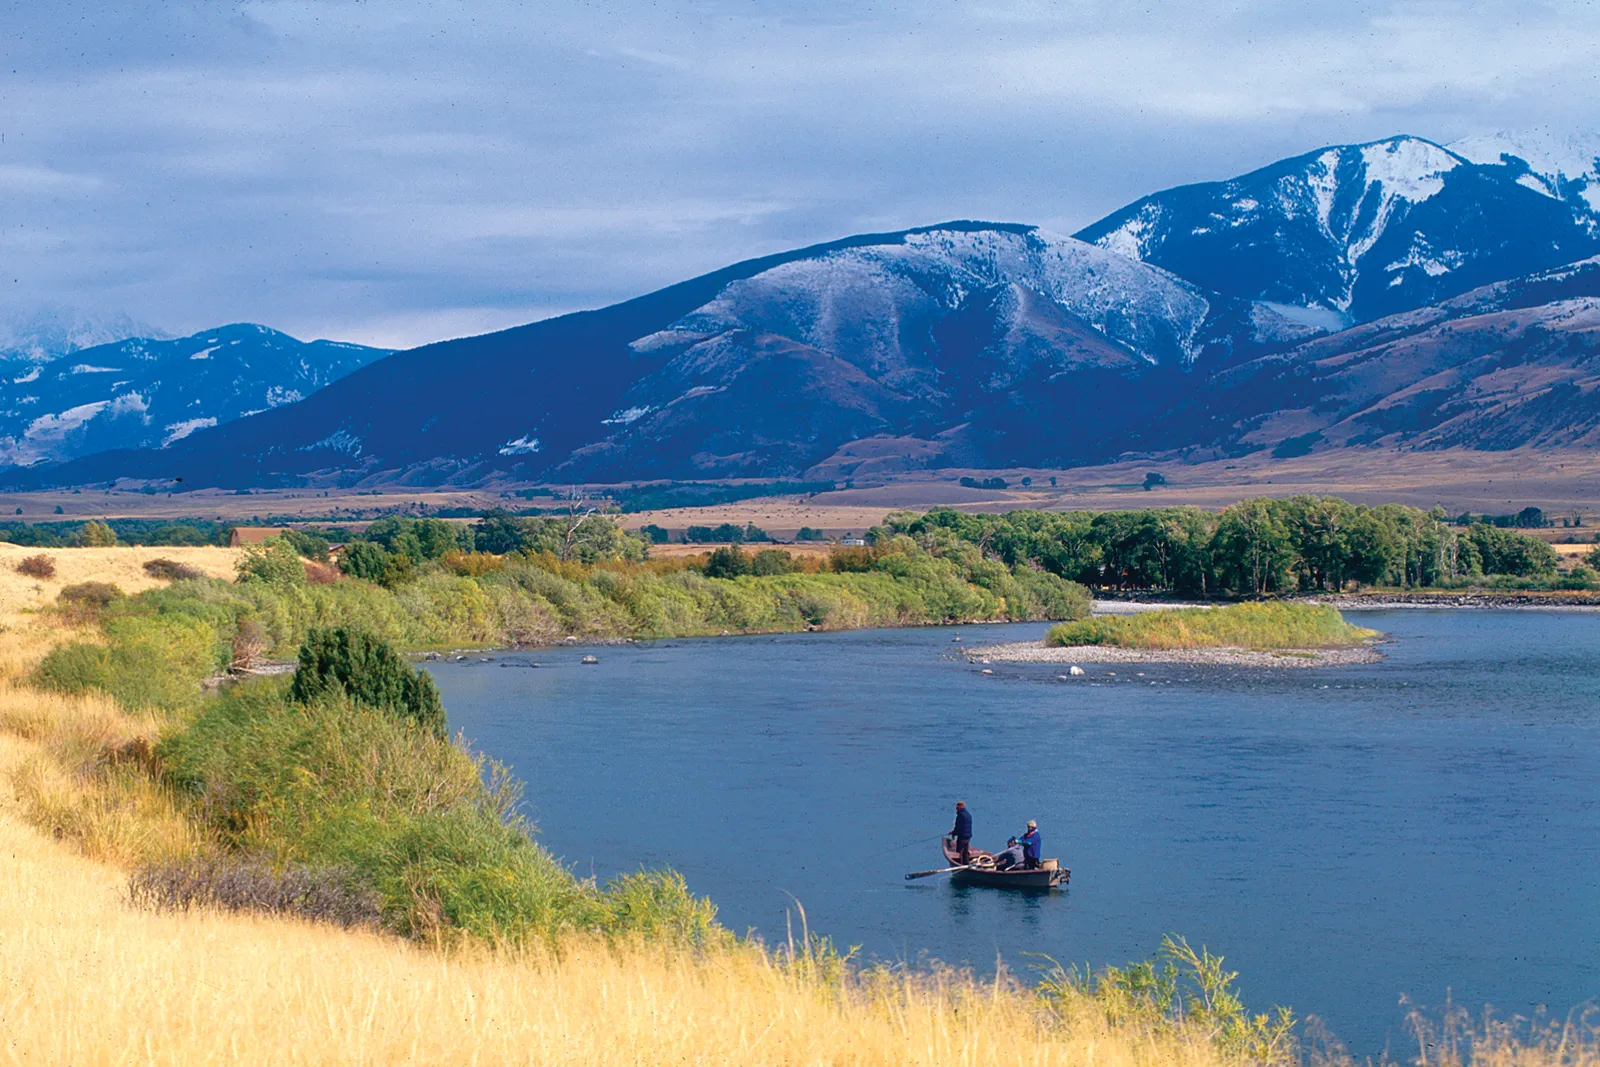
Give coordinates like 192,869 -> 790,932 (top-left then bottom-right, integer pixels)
3,0 -> 1599,350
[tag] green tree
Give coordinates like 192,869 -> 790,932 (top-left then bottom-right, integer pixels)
1213,500 -> 1295,595
702,545 -> 749,579
288,627 -> 445,737
236,538 -> 307,589
337,540 -> 410,586
78,520 -> 117,547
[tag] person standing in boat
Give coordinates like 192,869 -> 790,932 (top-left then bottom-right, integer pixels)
950,801 -> 973,865
1019,820 -> 1041,870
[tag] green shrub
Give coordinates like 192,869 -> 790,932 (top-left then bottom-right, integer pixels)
749,549 -> 796,576
158,683 -> 722,945
33,613 -> 217,709
338,541 -> 410,586
144,558 -> 205,581
702,545 -> 749,579
236,539 -> 307,589
289,627 -> 446,737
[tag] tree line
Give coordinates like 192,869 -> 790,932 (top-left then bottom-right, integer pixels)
879,497 -> 1566,596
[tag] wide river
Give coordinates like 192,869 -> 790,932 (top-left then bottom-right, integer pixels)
426,610 -> 1599,1055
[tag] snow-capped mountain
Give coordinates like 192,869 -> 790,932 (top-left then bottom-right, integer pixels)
1152,256 -> 1600,456
10,223 -> 1318,485
0,307 -> 170,367
0,324 -> 391,467
13,132 -> 1600,488
1075,135 -> 1600,324
1448,129 -> 1600,211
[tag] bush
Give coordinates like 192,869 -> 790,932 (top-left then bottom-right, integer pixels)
302,560 -> 340,584
702,545 -> 749,579
236,539 -> 307,589
282,529 -> 331,562
16,553 -> 56,579
289,627 -> 446,737
33,613 -> 217,709
129,857 -> 382,928
749,549 -> 796,576
57,581 -> 125,619
442,550 -> 504,577
157,684 -> 722,945
144,558 -> 205,581
338,541 -> 410,586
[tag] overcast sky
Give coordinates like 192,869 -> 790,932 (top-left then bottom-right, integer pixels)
3,0 -> 1599,349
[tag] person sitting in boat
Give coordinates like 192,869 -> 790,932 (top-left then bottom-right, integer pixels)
949,801 -> 973,865
994,837 -> 1025,871
1019,820 -> 1041,870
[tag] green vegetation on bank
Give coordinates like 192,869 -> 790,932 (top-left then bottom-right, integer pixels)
884,497 -> 1568,595
21,513 -> 1089,946
1046,603 -> 1379,651
157,665 -> 720,943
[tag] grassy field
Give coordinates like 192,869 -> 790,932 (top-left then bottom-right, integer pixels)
1047,603 -> 1380,651
0,544 -> 240,617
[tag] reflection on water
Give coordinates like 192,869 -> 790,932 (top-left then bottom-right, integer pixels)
427,611 -> 1600,1056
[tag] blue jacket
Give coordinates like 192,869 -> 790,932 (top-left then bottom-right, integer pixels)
951,808 -> 972,839
1020,828 -> 1041,862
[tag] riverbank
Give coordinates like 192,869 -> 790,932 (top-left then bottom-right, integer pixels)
1312,591 -> 1600,610
970,640 -> 1383,668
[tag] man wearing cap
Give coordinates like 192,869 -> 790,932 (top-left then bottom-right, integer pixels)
1019,820 -> 1041,870
950,801 -> 973,865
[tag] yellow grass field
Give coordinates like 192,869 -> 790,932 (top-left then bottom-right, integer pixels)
0,544 -> 241,619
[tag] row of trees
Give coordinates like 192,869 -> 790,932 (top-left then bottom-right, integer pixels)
880,498 -> 1562,596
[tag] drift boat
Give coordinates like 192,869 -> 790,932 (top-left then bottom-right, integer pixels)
941,836 -> 1069,889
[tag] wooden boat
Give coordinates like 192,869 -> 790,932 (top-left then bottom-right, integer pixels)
942,837 -> 1069,889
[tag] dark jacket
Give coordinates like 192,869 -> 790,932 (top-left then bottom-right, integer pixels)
1020,828 -> 1041,862
951,808 -> 972,839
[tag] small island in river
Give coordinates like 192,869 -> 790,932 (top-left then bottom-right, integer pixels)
973,602 -> 1385,668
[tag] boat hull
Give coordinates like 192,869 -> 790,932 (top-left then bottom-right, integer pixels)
951,866 -> 1067,889
942,837 -> 1069,890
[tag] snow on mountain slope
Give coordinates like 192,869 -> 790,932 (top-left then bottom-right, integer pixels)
0,324 -> 391,466
1076,135 -> 1600,324
0,308 -> 170,367
1449,129 -> 1600,212
633,225 -> 1308,377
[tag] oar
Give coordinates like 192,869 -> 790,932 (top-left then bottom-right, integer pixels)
905,865 -> 970,880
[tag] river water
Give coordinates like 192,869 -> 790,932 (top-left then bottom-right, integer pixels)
425,610 -> 1600,1055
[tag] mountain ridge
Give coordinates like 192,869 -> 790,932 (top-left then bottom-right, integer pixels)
9,132 -> 1600,489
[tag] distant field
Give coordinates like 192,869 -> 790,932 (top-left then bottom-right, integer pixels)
0,545 -> 239,620
4,446 -> 1600,533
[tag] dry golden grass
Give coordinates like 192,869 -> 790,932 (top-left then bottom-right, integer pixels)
0,785 -> 1229,1066
0,543 -> 240,619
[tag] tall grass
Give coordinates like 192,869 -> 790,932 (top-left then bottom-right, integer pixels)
1047,603 -> 1379,650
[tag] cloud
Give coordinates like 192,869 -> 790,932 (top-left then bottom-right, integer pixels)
1,0 -> 1598,348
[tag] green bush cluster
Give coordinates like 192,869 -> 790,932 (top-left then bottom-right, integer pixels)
289,627 -> 446,737
884,497 -> 1561,596
158,679 -> 722,945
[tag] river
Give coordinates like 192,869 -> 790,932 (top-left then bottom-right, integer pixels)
425,609 -> 1600,1055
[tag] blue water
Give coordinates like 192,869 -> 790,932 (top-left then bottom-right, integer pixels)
425,610 -> 1600,1055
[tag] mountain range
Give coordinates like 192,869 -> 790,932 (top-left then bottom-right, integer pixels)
0,325 -> 390,467
7,131 -> 1600,489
